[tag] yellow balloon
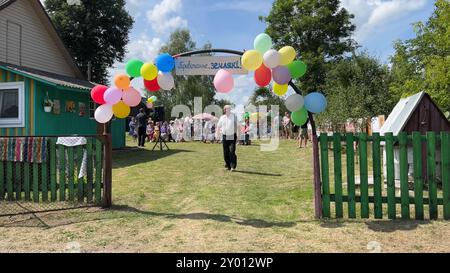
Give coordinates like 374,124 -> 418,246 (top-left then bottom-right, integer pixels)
114,73 -> 130,89
140,63 -> 158,80
241,50 -> 263,71
147,98 -> 154,103
112,101 -> 130,118
278,46 -> 296,65
273,83 -> 288,96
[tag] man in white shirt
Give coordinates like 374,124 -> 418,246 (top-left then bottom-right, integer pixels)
217,105 -> 238,171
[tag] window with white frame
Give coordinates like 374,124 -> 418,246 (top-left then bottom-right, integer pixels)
0,82 -> 25,128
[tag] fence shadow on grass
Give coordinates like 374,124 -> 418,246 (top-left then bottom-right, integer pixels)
112,148 -> 193,168
365,220 -> 431,232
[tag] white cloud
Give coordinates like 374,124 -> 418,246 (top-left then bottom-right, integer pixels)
146,0 -> 188,33
126,34 -> 163,61
341,0 -> 428,42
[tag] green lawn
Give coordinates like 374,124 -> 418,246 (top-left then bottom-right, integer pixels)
0,138 -> 449,252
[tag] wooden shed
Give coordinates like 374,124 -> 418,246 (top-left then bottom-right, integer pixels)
380,91 -> 450,185
0,0 -> 125,148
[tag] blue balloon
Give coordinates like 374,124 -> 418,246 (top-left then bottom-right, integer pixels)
304,92 -> 327,113
155,53 -> 175,72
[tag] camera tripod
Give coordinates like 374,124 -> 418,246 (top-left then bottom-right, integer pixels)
152,122 -> 170,151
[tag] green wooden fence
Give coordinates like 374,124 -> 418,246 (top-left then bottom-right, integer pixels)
319,131 -> 450,220
0,136 -> 105,204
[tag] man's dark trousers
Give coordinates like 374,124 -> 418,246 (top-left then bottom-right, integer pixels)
138,127 -> 146,147
223,134 -> 237,169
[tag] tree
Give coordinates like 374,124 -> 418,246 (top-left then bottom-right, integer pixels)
247,87 -> 287,114
390,0 -> 450,113
260,0 -> 356,94
317,52 -> 393,132
153,29 -> 231,118
44,0 -> 133,84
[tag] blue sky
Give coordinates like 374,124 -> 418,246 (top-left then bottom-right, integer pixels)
110,0 -> 436,107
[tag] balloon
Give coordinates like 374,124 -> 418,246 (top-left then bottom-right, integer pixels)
91,85 -> 108,104
304,92 -> 327,113
241,50 -> 263,71
104,87 -> 122,105
287,60 -> 307,79
254,64 -> 272,87
263,49 -> 280,69
214,69 -> 234,93
155,53 -> 175,73
112,101 -> 130,119
140,63 -> 158,80
122,87 -> 141,107
250,113 -> 258,123
285,94 -> 304,112
114,73 -> 130,89
150,95 -> 157,102
291,107 -> 308,126
94,104 -> 113,123
272,66 -> 291,85
144,78 -> 160,92
146,102 -> 153,109
254,33 -> 272,54
244,112 -> 250,119
273,83 -> 288,96
157,72 -> 175,91
279,46 -> 296,65
125,59 -> 144,78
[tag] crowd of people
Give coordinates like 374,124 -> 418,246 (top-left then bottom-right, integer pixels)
128,109 -> 312,147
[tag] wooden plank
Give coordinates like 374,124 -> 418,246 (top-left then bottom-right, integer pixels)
76,145 -> 84,202
86,138 -> 93,203
95,139 -> 103,203
68,147 -> 75,201
412,132 -> 424,220
0,162 -> 4,200
15,162 -> 21,201
333,133 -> 343,218
41,161 -> 48,202
319,133 -> 330,217
346,133 -> 356,218
385,133 -> 396,219
23,163 -> 30,201
32,162 -> 39,202
6,161 -> 13,201
441,132 -> 450,220
359,133 -> 369,218
399,132 -> 410,219
427,132 -> 438,220
372,133 -> 382,219
49,139 -> 57,201
330,194 -> 444,206
59,145 -> 66,201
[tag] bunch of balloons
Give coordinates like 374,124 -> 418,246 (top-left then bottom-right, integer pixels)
146,95 -> 157,109
90,53 -> 176,123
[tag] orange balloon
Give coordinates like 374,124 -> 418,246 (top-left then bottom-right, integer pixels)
114,73 -> 130,89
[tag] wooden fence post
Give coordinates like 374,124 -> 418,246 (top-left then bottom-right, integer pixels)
102,123 -> 112,208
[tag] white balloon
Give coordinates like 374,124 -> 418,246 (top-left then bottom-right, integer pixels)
157,72 -> 175,91
94,104 -> 113,123
263,49 -> 280,69
285,94 -> 304,112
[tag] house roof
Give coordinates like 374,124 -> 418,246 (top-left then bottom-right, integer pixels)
0,62 -> 95,91
379,91 -> 425,136
0,0 -> 15,10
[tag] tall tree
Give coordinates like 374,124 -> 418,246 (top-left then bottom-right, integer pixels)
153,29 -> 231,118
318,52 -> 392,132
247,87 -> 287,114
261,0 -> 356,94
390,0 -> 450,113
44,0 -> 133,84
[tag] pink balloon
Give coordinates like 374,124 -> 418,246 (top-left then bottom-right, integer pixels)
104,87 -> 122,105
214,69 -> 234,93
122,87 -> 142,107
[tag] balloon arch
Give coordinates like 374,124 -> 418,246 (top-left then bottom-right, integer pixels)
90,33 -> 325,217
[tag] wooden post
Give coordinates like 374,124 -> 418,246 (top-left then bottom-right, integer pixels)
102,122 -> 112,208
309,112 -> 323,219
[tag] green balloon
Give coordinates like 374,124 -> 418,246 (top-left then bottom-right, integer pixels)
254,33 -> 273,54
287,60 -> 307,79
126,59 -> 144,78
291,107 -> 308,126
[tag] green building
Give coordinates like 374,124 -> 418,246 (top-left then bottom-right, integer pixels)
0,0 -> 125,148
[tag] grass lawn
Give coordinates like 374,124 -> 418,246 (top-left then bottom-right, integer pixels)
0,137 -> 449,252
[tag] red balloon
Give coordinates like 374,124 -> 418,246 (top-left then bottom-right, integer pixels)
254,64 -> 272,87
144,78 -> 160,92
91,85 -> 108,104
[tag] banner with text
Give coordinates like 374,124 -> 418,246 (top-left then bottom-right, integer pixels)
175,56 -> 248,76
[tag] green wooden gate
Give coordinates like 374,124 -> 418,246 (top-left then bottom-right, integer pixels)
319,131 -> 450,220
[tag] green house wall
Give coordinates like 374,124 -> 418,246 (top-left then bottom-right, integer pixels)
0,68 -> 125,149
